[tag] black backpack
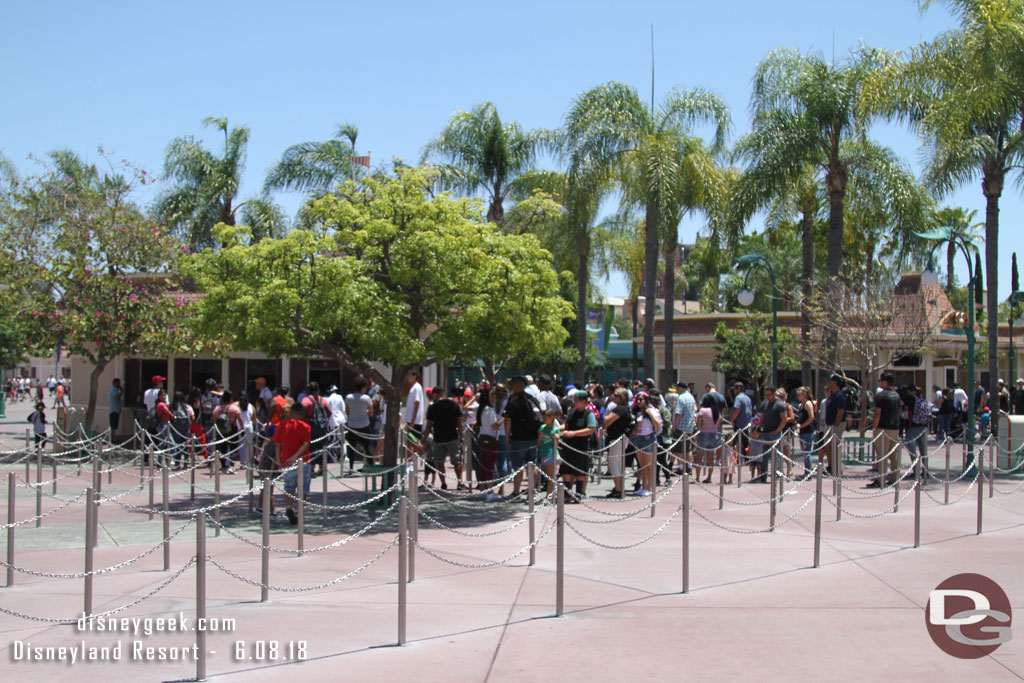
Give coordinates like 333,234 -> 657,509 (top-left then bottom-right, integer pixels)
310,396 -> 330,441
200,394 -> 217,426
172,404 -> 191,435
144,407 -> 160,434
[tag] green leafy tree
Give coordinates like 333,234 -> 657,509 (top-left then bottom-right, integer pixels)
0,151 -> 188,429
155,117 -> 285,250
563,82 -> 730,382
183,167 -> 569,472
862,0 -> 1024,427
929,207 -> 980,292
712,314 -> 798,399
744,46 -> 928,390
421,102 -> 549,228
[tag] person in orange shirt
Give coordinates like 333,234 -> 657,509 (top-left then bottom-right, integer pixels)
273,403 -> 311,525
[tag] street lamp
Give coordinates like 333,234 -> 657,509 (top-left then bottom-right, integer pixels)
917,228 -> 978,468
1008,291 -> 1024,411
735,253 -> 778,388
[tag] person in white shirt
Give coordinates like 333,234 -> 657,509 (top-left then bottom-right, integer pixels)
143,375 -> 165,414
404,370 -> 426,437
326,384 -> 347,467
525,375 -> 540,399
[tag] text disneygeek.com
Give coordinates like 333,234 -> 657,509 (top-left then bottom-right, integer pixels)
9,613 -> 235,664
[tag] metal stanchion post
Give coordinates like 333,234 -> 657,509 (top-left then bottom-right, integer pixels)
682,473 -> 689,594
556,483 -> 564,617
25,427 -> 29,451
6,472 -> 15,587
398,496 -> 407,646
321,448 -> 328,528
196,510 -> 207,682
977,446 -> 984,535
527,462 -> 536,567
25,453 -> 29,484
296,487 -> 304,557
718,445 -> 725,511
91,454 -> 99,497
162,464 -> 170,571
148,444 -> 155,521
214,453 -> 221,538
408,453 -> 417,583
190,436 -> 197,502
261,482 -> 270,603
96,445 -> 103,496
35,444 -> 42,528
813,463 -> 823,568
914,455 -> 922,548
139,443 -> 145,487
246,433 -> 254,515
944,438 -> 951,505
892,439 -> 901,514
989,439 -> 994,498
769,443 -> 777,531
51,457 -> 57,496
650,450 -> 657,518
106,444 -> 111,485
84,487 -> 94,616
835,436 -> 843,521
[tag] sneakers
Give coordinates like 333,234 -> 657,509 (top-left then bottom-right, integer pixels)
605,490 -> 623,499
484,492 -> 502,502
633,489 -> 652,497
285,507 -> 298,525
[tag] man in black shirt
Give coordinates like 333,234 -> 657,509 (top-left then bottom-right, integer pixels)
423,386 -> 464,487
823,375 -> 847,476
870,371 -> 902,488
503,376 -> 542,496
757,388 -> 788,481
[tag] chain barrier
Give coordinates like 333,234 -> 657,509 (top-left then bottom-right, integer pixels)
208,536 -> 399,592
0,491 -> 87,528
209,500 -> 399,554
0,558 -> 195,624
0,516 -> 195,578
690,489 -> 818,534
565,505 -> 682,549
821,479 -> 920,519
411,519 -> 557,569
412,498 -> 551,537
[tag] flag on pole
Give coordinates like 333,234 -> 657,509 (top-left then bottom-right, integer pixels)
348,155 -> 370,168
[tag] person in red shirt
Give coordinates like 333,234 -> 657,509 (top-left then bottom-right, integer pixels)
273,404 -> 311,525
154,389 -> 174,466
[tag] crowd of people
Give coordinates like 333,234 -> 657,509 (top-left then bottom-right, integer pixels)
5,375 -> 70,407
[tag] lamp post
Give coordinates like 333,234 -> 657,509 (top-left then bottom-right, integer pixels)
918,228 -> 977,469
735,253 -> 778,389
1008,292 -> 1024,411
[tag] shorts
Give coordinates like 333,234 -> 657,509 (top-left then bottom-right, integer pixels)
630,433 -> 657,453
559,445 -> 591,478
507,440 -> 538,470
607,436 -> 627,477
539,455 -> 557,468
284,461 -> 312,494
696,432 -> 721,450
432,439 -> 463,467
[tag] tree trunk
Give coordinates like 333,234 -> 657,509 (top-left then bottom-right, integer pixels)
800,210 -> 814,389
631,296 -> 639,382
946,241 -> 956,293
84,358 -> 110,434
380,369 -> 407,503
642,203 -> 659,382
822,190 -> 845,397
663,243 -> 676,386
984,183 -> 1001,436
576,243 -> 588,384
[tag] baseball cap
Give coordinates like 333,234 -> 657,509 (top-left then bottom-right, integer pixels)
152,375 -> 166,383
573,389 -> 589,400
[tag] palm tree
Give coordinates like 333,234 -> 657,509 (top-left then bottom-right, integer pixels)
506,167 -> 613,381
564,82 -> 730,382
928,207 -> 978,292
155,117 -> 284,250
733,162 -> 822,387
264,123 -> 363,196
862,0 -> 1024,427
421,102 -> 548,228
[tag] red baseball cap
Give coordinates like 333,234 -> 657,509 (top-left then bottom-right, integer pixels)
152,375 -> 166,383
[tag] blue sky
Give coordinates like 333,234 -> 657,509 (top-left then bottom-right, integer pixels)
2,0 -> 1020,297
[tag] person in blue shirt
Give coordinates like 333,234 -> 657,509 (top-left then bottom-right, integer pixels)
108,378 -> 123,433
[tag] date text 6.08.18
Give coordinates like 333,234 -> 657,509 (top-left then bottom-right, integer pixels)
233,640 -> 307,661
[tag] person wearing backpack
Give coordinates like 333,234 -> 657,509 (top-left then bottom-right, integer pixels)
602,387 -> 635,498
301,381 -> 331,477
502,375 -> 543,497
211,390 -> 241,474
199,378 -> 221,446
903,385 -> 931,472
169,391 -> 194,469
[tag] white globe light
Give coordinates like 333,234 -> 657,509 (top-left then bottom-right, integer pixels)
737,289 -> 755,307
920,269 -> 940,287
